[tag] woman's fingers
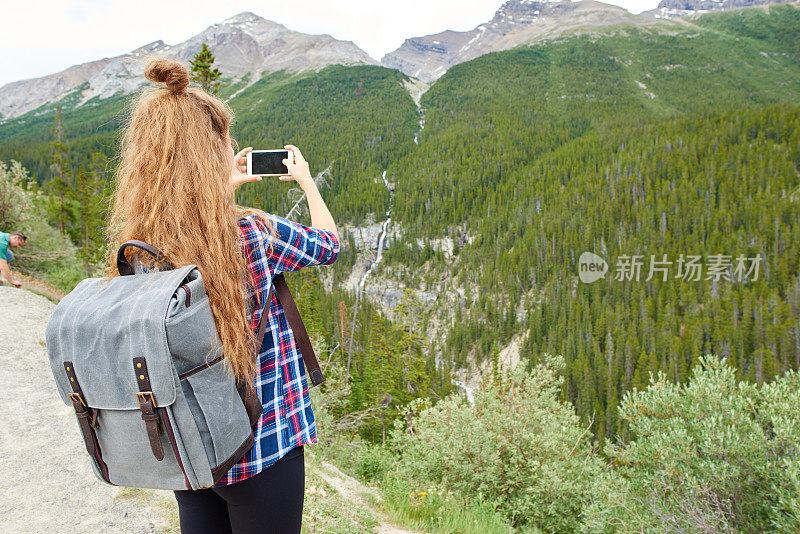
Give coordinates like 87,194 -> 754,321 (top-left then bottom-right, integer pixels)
234,147 -> 252,171
235,146 -> 253,162
284,144 -> 305,163
282,158 -> 294,179
237,174 -> 261,184
232,147 -> 251,176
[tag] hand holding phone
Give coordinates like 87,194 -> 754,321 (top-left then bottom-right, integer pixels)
230,146 -> 257,191
279,144 -> 314,189
247,149 -> 294,176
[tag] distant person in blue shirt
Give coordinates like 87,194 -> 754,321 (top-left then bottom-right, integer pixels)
0,231 -> 27,287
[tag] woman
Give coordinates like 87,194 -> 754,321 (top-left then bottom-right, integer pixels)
104,57 -> 340,533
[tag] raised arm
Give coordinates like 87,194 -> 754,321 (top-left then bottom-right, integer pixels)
281,144 -> 339,241
250,211 -> 340,275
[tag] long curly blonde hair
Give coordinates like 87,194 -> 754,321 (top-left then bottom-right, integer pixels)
104,57 -> 276,386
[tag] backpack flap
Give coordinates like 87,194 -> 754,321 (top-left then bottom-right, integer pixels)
45,264 -> 198,411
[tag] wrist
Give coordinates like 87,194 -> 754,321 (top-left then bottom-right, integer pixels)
299,176 -> 317,191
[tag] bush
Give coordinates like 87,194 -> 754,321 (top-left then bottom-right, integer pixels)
354,444 -> 395,483
388,354 -> 607,532
583,354 -> 800,533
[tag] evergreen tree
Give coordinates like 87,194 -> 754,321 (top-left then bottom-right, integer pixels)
73,152 -> 109,273
189,42 -> 222,95
47,105 -> 75,236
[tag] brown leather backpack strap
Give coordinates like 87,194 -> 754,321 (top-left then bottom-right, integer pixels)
64,362 -> 111,482
64,361 -> 98,456
237,378 -> 262,428
133,357 -> 165,461
117,240 -> 173,276
272,273 -> 325,386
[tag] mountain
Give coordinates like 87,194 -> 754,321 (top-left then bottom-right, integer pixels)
381,0 -> 677,83
642,0 -> 792,18
0,11 -> 378,121
381,0 -> 798,83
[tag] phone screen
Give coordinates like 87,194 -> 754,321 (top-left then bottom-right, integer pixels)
251,150 -> 289,175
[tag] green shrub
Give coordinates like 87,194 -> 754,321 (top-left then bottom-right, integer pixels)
583,355 -> 800,533
354,444 -> 395,483
388,354 -> 606,532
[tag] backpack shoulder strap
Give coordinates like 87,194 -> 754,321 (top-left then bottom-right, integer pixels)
272,273 -> 324,386
238,297 -> 271,427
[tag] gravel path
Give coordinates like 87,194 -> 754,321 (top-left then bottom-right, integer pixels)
0,286 -> 169,533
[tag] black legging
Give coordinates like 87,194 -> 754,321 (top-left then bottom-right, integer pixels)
173,445 -> 305,533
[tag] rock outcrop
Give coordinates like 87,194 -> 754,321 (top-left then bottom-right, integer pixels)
642,0 -> 791,19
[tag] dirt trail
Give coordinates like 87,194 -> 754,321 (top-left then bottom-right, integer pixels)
315,460 -> 423,534
0,286 -> 170,533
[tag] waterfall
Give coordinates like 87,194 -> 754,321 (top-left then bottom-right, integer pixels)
357,171 -> 393,295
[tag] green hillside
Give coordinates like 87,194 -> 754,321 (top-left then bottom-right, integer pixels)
386,4 -> 800,438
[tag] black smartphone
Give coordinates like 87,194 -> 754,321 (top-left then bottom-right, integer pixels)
246,149 -> 293,176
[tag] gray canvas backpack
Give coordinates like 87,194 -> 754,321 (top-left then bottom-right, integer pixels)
45,238 -> 324,490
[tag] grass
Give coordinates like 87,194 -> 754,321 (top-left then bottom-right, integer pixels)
376,470 -> 515,534
325,442 -> 520,533
302,448 -> 382,533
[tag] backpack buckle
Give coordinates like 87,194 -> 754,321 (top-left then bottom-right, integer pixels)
136,391 -> 163,435
68,392 -> 100,429
136,391 -> 157,409
68,392 -> 87,408
89,409 -> 101,429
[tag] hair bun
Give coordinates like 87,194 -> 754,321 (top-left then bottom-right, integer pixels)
144,58 -> 189,94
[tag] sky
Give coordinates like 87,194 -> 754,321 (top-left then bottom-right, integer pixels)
0,0 -> 661,88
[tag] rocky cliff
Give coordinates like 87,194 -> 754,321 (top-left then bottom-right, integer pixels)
642,0 -> 791,19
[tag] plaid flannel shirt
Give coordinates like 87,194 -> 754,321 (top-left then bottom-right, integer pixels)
215,209 -> 340,486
